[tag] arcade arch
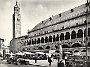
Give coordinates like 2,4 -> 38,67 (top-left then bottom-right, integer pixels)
45,36 -> 48,43
28,40 -> 31,45
65,32 -> 70,40
41,37 -> 44,43
72,43 -> 82,47
71,30 -> 76,39
60,33 -> 64,41
77,29 -> 83,38
56,34 -> 59,41
49,35 -> 52,42
62,44 -> 70,48
37,38 -> 40,44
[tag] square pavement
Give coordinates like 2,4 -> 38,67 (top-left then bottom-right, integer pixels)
28,59 -> 58,67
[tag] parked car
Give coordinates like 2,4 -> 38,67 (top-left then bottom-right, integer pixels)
7,52 -> 29,65
15,57 -> 29,65
7,53 -> 16,64
15,52 -> 30,65
7,57 -> 14,64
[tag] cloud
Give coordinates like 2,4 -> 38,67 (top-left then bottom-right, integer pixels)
35,4 -> 47,15
35,4 -> 44,11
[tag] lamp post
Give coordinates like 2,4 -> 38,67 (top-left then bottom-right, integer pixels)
57,42 -> 64,67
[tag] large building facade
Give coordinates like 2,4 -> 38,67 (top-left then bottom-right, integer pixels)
10,2 -> 90,54
21,2 -> 90,54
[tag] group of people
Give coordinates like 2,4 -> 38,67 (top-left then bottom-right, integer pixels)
47,53 -> 68,66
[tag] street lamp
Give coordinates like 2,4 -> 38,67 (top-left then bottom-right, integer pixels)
57,42 -> 64,67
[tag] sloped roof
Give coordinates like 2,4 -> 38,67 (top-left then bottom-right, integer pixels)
28,3 -> 86,33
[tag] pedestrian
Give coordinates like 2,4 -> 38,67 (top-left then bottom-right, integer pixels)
34,56 -> 37,63
48,56 -> 52,66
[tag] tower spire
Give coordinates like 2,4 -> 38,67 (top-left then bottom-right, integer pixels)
16,1 -> 18,5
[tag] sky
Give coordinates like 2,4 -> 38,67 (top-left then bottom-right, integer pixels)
0,0 -> 87,46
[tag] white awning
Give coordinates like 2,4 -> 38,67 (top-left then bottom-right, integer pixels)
24,52 -> 33,54
16,52 -> 24,55
36,52 -> 45,55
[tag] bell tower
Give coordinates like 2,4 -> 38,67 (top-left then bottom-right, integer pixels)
13,1 -> 21,39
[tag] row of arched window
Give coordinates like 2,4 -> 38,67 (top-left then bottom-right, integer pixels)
24,28 -> 90,45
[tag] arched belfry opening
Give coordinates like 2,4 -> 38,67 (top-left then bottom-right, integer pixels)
71,30 -> 76,39
72,43 -> 82,47
77,29 -> 83,38
60,33 -> 64,41
65,32 -> 70,40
